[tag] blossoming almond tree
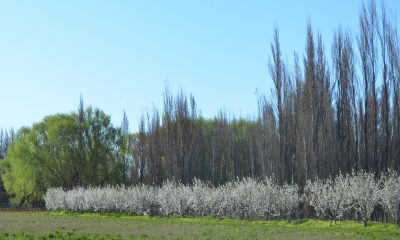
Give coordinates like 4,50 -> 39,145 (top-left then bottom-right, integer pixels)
349,171 -> 381,227
329,173 -> 352,223
251,177 -> 279,219
381,171 -> 400,226
277,183 -> 301,223
305,178 -> 331,219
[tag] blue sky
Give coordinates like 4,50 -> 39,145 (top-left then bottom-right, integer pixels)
0,1 -> 399,132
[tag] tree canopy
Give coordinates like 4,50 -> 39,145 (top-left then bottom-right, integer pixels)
0,106 -> 128,206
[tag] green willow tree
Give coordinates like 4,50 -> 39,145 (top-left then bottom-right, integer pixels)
0,105 -> 128,206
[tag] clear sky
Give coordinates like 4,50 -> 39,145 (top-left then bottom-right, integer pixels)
0,0 -> 399,132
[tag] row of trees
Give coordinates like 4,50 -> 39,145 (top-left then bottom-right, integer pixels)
131,90 -> 262,186
130,0 -> 400,186
44,171 -> 400,226
43,178 -> 300,222
1,0 -> 399,206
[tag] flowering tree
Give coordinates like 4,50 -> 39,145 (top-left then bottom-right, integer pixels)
229,178 -> 257,219
277,183 -> 301,223
381,171 -> 400,226
251,177 -> 279,219
45,187 -> 66,211
329,173 -> 352,222
186,178 -> 209,216
305,173 -> 368,224
305,178 -> 331,219
157,180 -> 191,216
348,171 -> 381,227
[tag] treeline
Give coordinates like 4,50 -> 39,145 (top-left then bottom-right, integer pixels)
130,90 -> 263,186
132,0 -> 400,186
0,128 -> 14,204
1,0 -> 400,206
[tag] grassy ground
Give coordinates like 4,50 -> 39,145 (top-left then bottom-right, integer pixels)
0,212 -> 399,239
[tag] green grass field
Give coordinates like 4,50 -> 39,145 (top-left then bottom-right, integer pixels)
0,212 -> 399,240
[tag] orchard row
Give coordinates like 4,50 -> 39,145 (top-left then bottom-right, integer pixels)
45,171 -> 400,226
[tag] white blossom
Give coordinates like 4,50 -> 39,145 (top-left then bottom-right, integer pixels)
277,183 -> 301,222
381,170 -> 400,225
44,171 -> 399,225
348,171 -> 381,226
305,173 -> 352,222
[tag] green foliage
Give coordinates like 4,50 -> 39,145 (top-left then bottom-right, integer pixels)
0,107 -> 128,206
0,127 -> 44,206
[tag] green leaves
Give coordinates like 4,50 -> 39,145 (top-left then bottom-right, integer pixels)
0,107 -> 127,206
